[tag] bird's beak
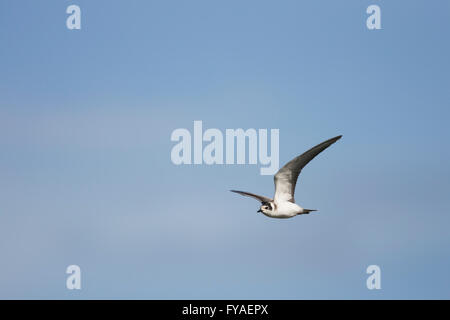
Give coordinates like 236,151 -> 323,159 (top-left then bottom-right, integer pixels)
257,209 -> 262,213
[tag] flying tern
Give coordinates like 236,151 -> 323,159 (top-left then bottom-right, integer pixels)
231,135 -> 342,218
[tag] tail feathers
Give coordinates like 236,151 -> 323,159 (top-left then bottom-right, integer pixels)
302,209 -> 317,214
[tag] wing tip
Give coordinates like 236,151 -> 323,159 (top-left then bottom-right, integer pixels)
327,135 -> 342,145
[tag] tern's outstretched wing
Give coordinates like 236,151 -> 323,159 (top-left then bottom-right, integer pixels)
230,190 -> 272,204
274,135 -> 342,203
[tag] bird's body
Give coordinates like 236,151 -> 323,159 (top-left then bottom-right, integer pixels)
261,201 -> 303,219
231,135 -> 341,219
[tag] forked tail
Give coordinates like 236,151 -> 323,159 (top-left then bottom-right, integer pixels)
302,209 -> 317,214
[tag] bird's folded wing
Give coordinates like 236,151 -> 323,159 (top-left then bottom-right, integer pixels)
274,135 -> 342,203
230,190 -> 272,203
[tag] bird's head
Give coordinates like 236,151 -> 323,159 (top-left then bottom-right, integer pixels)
257,202 -> 273,214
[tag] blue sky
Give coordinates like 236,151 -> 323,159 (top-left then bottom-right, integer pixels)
0,0 -> 449,299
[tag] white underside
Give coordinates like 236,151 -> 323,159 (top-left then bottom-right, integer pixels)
263,201 -> 303,219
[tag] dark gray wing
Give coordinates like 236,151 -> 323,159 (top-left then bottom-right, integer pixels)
274,135 -> 342,203
230,190 -> 272,204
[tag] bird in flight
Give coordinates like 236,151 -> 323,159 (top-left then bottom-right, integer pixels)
231,135 -> 342,218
